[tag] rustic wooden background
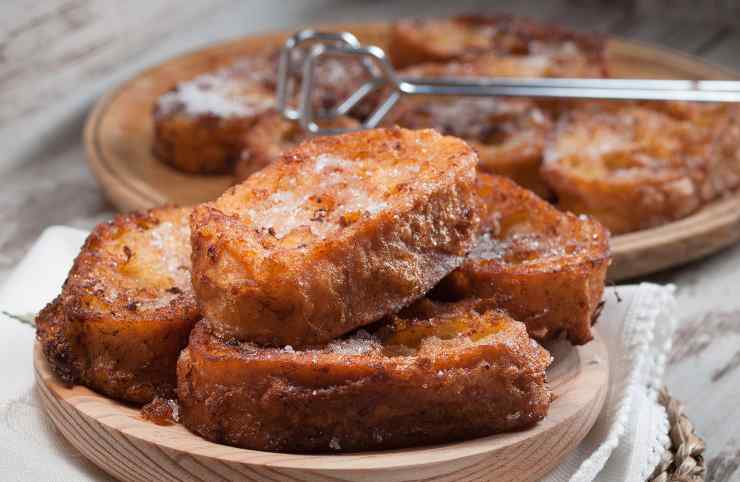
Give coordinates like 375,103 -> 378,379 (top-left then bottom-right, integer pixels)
2,1 -> 740,480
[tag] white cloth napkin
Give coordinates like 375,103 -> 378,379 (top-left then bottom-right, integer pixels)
0,227 -> 677,482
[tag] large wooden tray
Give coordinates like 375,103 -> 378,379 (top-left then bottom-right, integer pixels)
35,333 -> 609,482
83,22 -> 740,281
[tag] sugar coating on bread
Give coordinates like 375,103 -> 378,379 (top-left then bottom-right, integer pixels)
36,207 -> 199,404
177,298 -> 552,453
156,57 -> 276,118
191,127 -> 481,346
433,175 -> 609,345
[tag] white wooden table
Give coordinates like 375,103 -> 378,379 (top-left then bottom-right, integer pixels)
1,2 -> 739,480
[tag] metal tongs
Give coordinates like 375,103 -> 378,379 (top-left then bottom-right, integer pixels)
276,30 -> 740,135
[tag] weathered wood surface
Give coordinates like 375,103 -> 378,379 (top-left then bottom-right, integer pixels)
2,1 -> 740,480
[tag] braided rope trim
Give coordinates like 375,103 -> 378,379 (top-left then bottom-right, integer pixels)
648,387 -> 706,482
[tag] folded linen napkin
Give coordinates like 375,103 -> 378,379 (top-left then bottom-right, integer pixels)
0,226 -> 677,481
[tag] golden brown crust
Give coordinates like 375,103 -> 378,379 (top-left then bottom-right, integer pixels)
236,111 -> 360,181
153,112 -> 259,175
35,207 -> 199,403
36,297 -> 79,386
191,127 -> 481,347
432,175 -> 610,345
177,298 -> 552,453
541,102 -> 717,234
388,14 -> 607,74
152,56 -> 277,174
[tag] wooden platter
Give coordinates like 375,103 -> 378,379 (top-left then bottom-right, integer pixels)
83,22 -> 740,281
35,333 -> 609,482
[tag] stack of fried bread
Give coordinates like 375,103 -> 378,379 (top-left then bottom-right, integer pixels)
37,126 -> 610,453
152,14 -> 740,235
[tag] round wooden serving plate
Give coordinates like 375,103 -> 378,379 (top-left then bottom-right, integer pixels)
35,335 -> 608,482
83,22 -> 740,281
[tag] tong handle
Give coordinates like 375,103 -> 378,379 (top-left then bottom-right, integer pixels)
277,30 -> 740,135
397,77 -> 740,102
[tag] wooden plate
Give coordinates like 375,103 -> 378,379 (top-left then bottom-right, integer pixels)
35,334 -> 608,482
83,22 -> 740,281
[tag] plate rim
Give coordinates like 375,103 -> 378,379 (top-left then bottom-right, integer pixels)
34,333 -> 608,473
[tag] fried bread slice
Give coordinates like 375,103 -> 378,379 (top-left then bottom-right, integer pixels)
386,92 -> 553,198
36,207 -> 199,404
235,111 -> 360,181
191,127 -> 481,346
153,56 -> 277,174
433,174 -> 609,345
541,102 -> 715,234
153,53 -> 376,175
400,49 -> 603,80
388,14 -> 607,74
177,298 -> 552,453
398,47 -> 608,119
